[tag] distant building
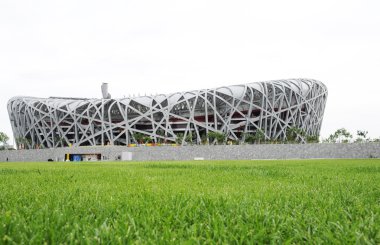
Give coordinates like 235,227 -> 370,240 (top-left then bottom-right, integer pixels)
8,78 -> 327,149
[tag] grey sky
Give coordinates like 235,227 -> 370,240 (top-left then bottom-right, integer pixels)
1,0 -> 380,145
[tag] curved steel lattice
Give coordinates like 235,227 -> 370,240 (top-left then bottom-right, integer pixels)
8,78 -> 327,149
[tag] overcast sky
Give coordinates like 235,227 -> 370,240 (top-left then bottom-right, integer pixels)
1,0 -> 380,145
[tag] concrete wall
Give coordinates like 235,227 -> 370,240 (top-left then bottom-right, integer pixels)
1,143 -> 380,162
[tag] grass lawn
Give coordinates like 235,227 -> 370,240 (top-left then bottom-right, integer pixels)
0,159 -> 379,244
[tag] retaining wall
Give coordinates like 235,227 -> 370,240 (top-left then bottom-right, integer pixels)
0,143 -> 380,162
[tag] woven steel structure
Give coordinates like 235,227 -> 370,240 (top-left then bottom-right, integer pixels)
8,78 -> 327,149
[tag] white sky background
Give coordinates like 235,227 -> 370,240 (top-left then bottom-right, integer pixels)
1,0 -> 380,144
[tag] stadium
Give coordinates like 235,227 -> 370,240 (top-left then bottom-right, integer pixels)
7,78 -> 327,149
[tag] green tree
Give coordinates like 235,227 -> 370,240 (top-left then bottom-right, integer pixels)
155,129 -> 165,143
254,129 -> 266,144
243,129 -> 266,144
16,137 -> 31,149
306,134 -> 319,143
326,128 -> 352,143
143,136 -> 152,144
0,132 -> 10,150
207,131 -> 226,145
355,130 -> 368,143
207,131 -> 217,144
215,132 -> 226,145
133,132 -> 145,144
185,132 -> 193,145
335,128 -> 352,143
0,132 -> 9,146
244,133 -> 255,144
175,132 -> 195,145
200,133 -> 208,145
175,133 -> 184,145
286,126 -> 305,143
53,135 -> 65,147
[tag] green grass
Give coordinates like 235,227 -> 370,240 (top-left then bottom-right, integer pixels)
0,159 -> 379,244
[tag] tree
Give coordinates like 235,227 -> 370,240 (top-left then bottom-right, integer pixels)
175,133 -> 184,145
15,137 -> 33,149
185,132 -> 193,145
215,132 -> 226,145
355,130 -> 368,143
155,129 -> 165,143
200,133 -> 208,145
306,135 -> 319,143
286,126 -> 305,143
243,129 -> 266,144
207,131 -> 217,144
53,135 -> 65,147
143,136 -> 152,144
372,138 -> 380,143
207,131 -> 226,145
326,128 -> 352,143
0,132 -> 9,146
132,132 -> 145,144
0,132 -> 10,150
254,129 -> 266,144
174,132 -> 194,145
244,133 -> 255,144
335,128 -> 352,143
357,130 -> 368,139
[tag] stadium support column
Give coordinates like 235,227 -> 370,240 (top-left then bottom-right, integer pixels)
204,91 -> 209,144
213,90 -> 217,131
101,99 -> 104,146
122,102 -> 129,145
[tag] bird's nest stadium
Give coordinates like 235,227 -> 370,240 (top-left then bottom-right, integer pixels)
8,78 -> 327,149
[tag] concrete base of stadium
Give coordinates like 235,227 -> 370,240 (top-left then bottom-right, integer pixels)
1,143 -> 380,162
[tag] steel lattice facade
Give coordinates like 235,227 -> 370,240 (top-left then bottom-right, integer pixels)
8,78 -> 327,149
